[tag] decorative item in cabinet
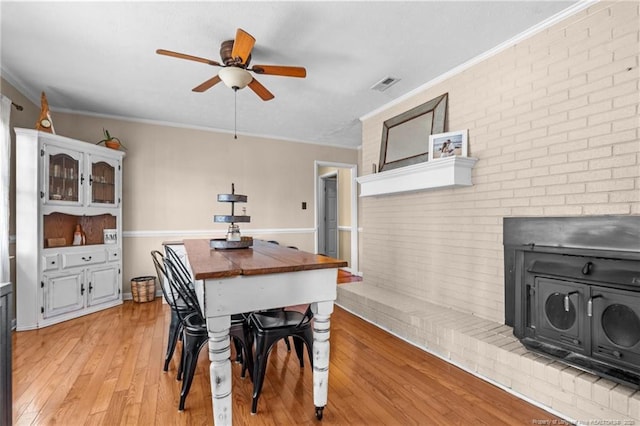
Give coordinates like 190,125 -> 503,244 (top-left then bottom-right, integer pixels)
103,229 -> 117,244
72,224 -> 85,246
47,149 -> 81,204
91,160 -> 116,204
47,238 -> 66,248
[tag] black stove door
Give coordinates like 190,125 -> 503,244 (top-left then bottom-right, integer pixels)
534,277 -> 590,355
591,286 -> 640,376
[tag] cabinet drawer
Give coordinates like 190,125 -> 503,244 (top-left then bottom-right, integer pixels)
42,254 -> 60,271
107,247 -> 121,262
62,250 -> 106,269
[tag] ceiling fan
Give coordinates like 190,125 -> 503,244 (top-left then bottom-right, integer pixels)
156,28 -> 306,101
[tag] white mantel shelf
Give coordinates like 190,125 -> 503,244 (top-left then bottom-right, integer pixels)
357,156 -> 478,197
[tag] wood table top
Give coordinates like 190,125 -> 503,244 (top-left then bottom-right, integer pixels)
184,239 -> 348,280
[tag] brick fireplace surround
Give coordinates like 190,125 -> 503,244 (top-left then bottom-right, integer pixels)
347,0 -> 640,423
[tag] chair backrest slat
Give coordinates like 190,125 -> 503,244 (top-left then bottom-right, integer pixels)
164,255 -> 204,323
151,250 -> 174,308
165,246 -> 194,288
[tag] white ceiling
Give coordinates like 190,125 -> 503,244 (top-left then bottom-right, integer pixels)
1,1 -> 579,149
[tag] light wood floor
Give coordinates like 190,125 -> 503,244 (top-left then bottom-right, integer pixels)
12,299 -> 560,425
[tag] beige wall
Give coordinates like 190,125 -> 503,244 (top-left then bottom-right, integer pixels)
359,1 -> 639,323
2,78 -> 357,295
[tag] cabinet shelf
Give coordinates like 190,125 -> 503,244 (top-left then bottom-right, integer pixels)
43,212 -> 116,248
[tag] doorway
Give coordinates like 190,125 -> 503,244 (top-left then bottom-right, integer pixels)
314,161 -> 359,275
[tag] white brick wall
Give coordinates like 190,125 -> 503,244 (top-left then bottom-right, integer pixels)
359,0 -> 640,323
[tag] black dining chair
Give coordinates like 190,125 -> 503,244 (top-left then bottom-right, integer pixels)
164,245 -> 250,365
152,250 -> 253,411
151,250 -> 189,372
249,305 -> 314,414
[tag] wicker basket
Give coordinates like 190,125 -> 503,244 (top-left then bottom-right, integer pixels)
131,276 -> 156,303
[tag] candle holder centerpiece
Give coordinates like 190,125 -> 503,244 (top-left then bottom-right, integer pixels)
210,183 -> 253,249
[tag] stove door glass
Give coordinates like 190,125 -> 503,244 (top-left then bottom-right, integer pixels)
591,286 -> 640,375
535,277 -> 590,354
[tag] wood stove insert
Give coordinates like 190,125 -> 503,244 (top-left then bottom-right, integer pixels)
504,216 -> 640,389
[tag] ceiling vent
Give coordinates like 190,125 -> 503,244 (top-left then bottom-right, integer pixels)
370,76 -> 400,92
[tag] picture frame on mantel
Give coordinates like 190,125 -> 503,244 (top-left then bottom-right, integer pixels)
378,93 -> 448,172
428,130 -> 468,161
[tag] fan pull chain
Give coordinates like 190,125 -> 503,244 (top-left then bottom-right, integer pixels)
234,88 -> 238,139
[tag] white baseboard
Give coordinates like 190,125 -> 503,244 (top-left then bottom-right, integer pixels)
123,288 -> 164,301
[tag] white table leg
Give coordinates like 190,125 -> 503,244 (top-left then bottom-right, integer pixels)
311,300 -> 334,420
207,316 -> 232,426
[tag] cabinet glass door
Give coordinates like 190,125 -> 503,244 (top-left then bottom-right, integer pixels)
88,154 -> 119,207
43,145 -> 83,205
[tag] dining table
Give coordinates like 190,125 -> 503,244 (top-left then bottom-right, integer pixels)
183,238 -> 348,425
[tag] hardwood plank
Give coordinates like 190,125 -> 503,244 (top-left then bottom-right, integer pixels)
183,239 -> 243,279
337,269 -> 362,284
251,240 -> 348,271
219,246 -> 297,276
185,238 -> 347,280
13,299 -> 562,425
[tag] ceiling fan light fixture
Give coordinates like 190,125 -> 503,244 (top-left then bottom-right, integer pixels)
219,67 -> 253,90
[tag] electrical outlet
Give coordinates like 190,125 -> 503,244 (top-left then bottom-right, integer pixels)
302,202 -> 307,210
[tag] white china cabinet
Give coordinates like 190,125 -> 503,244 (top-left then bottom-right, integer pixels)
15,128 -> 125,330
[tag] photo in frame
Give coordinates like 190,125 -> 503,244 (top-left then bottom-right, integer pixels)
428,130 -> 468,161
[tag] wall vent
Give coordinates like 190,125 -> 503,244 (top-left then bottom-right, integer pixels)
370,76 -> 400,92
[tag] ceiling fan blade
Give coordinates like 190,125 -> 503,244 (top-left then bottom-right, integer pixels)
192,75 -> 222,92
250,65 -> 306,78
231,28 -> 255,65
156,49 -> 222,67
248,78 -> 274,101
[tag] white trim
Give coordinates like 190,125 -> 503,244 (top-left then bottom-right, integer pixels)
357,156 -> 477,197
123,289 -> 163,301
360,0 -> 597,121
314,161 -> 359,274
338,226 -> 351,232
122,227 -> 315,239
319,170 -> 338,179
334,302 -> 575,424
